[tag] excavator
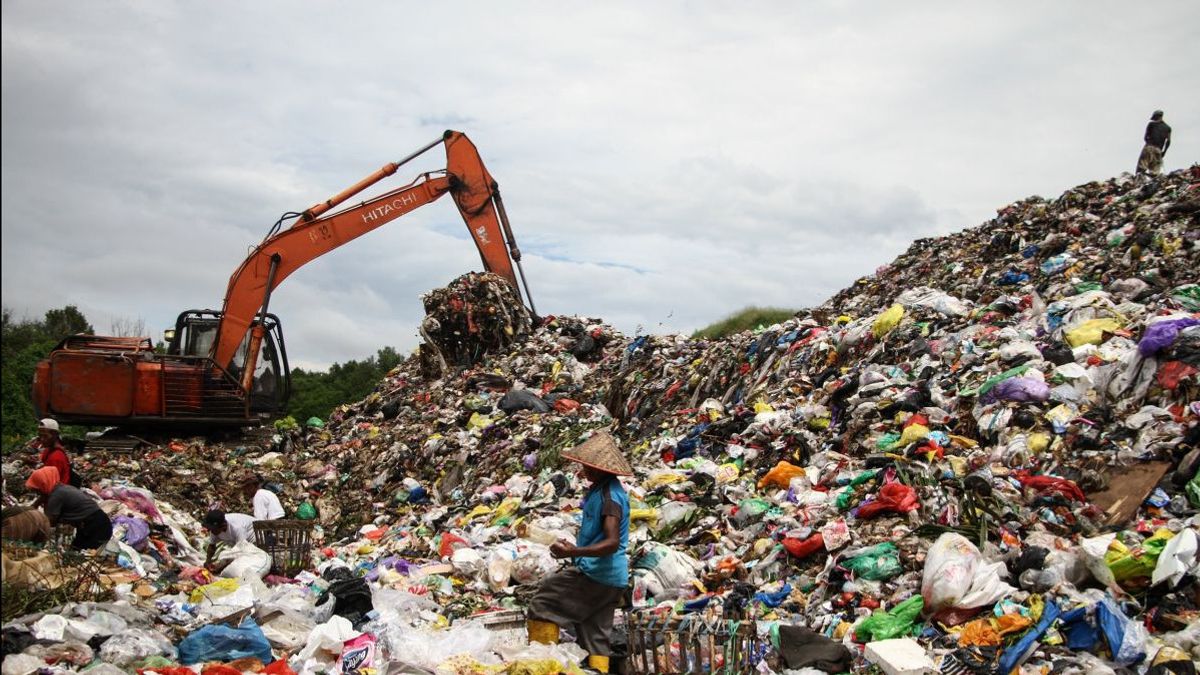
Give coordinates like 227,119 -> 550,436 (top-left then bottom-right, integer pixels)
32,130 -> 536,429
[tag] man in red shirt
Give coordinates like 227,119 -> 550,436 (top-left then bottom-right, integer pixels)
30,418 -> 71,486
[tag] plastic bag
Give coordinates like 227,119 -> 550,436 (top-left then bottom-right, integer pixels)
487,543 -> 518,591
1138,317 -> 1200,356
296,502 -> 318,520
260,610 -> 316,651
178,617 -> 274,665
1097,596 -> 1148,666
871,304 -> 905,338
987,377 -> 1050,403
853,595 -> 923,642
921,533 -> 1014,613
842,542 -> 902,581
499,388 -> 551,413
1106,529 -> 1172,582
335,633 -> 377,675
1065,318 -> 1123,347
1153,527 -> 1198,587
758,460 -> 807,489
856,482 -> 919,519
98,628 -> 177,668
782,533 -> 824,559
217,540 -> 272,580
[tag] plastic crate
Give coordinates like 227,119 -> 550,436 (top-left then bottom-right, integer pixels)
625,613 -> 761,674
252,519 -> 313,576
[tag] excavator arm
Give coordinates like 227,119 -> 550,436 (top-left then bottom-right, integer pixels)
211,130 -> 533,376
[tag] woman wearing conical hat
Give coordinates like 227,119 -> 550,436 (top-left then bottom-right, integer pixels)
527,431 -> 633,673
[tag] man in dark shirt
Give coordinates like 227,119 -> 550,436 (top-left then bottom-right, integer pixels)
25,466 -> 112,550
1136,110 -> 1172,176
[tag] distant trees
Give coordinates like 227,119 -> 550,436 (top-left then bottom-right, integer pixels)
2,306 -> 94,446
287,346 -> 404,423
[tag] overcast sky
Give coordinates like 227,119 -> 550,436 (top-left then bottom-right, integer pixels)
3,2 -> 1197,370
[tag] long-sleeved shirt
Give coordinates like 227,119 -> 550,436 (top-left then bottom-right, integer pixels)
253,488 -> 285,520
1144,120 -> 1172,153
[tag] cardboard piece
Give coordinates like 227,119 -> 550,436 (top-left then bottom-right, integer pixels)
1086,461 -> 1171,526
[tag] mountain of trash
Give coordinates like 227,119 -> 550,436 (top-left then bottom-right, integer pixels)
3,166 -> 1199,674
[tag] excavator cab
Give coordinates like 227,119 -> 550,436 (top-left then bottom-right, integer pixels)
166,309 -> 291,413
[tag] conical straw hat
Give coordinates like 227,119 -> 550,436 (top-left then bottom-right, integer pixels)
561,431 -> 633,476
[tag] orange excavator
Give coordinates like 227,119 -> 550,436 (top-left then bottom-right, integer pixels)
32,130 -> 536,428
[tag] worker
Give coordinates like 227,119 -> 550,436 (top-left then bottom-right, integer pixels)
30,418 -> 74,487
25,466 -> 112,550
1136,110 -> 1172,176
202,509 -> 257,573
2,506 -> 52,543
527,431 -> 632,673
241,474 -> 285,521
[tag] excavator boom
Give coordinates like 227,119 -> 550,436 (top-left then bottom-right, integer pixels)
33,130 -> 533,428
212,130 -> 527,371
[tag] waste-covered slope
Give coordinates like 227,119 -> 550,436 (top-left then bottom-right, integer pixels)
5,166 -> 1198,674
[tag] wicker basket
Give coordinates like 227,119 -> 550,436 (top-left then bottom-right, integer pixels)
252,519 -> 313,576
625,613 -> 762,674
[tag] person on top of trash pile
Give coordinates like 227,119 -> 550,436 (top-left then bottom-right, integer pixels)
241,473 -> 285,521
1136,109 -> 1172,176
527,431 -> 632,674
202,509 -> 257,573
28,418 -> 75,488
2,505 -> 51,543
24,466 -> 112,550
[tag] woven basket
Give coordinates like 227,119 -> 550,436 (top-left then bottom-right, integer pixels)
626,613 -> 762,674
252,519 -> 313,576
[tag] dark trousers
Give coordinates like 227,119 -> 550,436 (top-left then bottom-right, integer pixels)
529,567 -> 625,656
71,510 -> 113,550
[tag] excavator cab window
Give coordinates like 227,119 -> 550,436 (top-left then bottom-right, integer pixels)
169,309 -> 292,413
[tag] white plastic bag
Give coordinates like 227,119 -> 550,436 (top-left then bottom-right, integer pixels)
97,628 -> 177,668
486,543 -> 518,591
921,533 -> 1014,613
260,610 -> 316,650
451,547 -> 486,579
1152,528 -> 1198,587
217,540 -> 272,580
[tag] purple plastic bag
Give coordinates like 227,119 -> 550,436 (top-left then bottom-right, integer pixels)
113,515 -> 151,551
1138,318 -> 1199,356
990,377 -> 1050,403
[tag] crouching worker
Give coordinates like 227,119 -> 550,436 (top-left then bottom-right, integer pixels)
527,431 -> 632,673
25,467 -> 112,550
202,510 -> 257,574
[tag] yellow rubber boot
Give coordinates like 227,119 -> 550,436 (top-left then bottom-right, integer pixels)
526,619 -> 560,645
587,655 -> 610,673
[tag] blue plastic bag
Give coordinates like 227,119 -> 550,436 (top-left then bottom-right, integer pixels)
1096,596 -> 1147,666
178,617 -> 274,665
997,599 -> 1059,674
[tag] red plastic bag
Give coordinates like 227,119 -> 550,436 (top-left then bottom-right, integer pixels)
1012,471 -> 1085,502
1157,361 -> 1198,391
857,483 -> 919,519
263,659 -> 297,675
438,532 -> 469,558
553,398 -> 581,413
782,532 -> 825,558
201,666 -> 243,675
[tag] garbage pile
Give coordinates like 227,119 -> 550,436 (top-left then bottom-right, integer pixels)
417,271 -> 534,378
3,166 -> 1199,674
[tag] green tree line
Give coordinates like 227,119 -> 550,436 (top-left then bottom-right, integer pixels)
287,346 -> 403,423
1,305 -> 401,445
2,306 -> 94,447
